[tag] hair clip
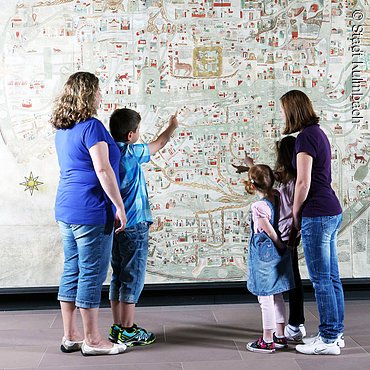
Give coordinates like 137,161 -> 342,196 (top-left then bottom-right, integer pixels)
250,179 -> 255,184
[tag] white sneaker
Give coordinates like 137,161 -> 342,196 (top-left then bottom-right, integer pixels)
284,324 -> 306,342
299,324 -> 306,338
296,335 -> 340,355
302,333 -> 319,345
304,332 -> 345,348
337,333 -> 345,348
60,336 -> 83,353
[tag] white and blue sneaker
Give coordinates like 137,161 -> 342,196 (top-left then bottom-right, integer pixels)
337,333 -> 345,348
303,332 -> 345,348
284,324 -> 306,342
296,335 -> 340,355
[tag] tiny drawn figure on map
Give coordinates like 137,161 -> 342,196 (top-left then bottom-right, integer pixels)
108,108 -> 179,347
244,164 -> 294,354
173,56 -> 192,76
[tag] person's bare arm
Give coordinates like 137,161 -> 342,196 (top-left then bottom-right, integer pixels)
232,152 -> 254,173
89,141 -> 126,233
244,152 -> 254,167
258,218 -> 285,250
293,152 -> 313,230
232,164 -> 250,173
148,113 -> 179,155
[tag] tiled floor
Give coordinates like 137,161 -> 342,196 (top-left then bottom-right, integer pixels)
0,300 -> 369,369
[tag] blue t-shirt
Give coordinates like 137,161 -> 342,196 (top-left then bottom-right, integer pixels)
293,123 -> 342,217
117,142 -> 152,228
55,117 -> 120,225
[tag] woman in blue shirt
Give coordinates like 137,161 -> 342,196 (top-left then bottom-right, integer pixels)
51,72 -> 127,356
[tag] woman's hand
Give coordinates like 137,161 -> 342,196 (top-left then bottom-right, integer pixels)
89,142 -> 127,231
293,215 -> 301,231
287,225 -> 299,248
115,207 -> 127,234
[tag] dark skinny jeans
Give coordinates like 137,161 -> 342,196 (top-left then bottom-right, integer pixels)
288,238 -> 305,326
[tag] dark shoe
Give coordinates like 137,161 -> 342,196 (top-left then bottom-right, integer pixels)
246,337 -> 275,353
273,333 -> 288,349
81,340 -> 127,356
108,324 -> 122,343
60,336 -> 83,353
117,324 -> 156,347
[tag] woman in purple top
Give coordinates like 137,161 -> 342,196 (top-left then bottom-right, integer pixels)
280,90 -> 344,355
51,72 -> 127,356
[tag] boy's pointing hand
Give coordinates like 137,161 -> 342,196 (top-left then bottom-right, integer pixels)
169,111 -> 179,129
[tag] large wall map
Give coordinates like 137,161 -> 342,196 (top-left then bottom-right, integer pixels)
0,0 -> 369,287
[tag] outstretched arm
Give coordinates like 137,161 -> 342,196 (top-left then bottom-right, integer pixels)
244,152 -> 255,167
148,113 -> 179,155
232,152 -> 254,173
232,164 -> 250,174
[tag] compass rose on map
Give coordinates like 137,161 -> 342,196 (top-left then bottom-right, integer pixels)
20,171 -> 43,196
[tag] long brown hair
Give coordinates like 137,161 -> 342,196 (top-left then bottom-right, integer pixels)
50,72 -> 99,129
280,90 -> 319,134
274,136 -> 296,184
244,164 -> 275,196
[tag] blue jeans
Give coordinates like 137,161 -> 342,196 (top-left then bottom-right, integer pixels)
301,214 -> 344,343
57,221 -> 113,309
109,222 -> 149,304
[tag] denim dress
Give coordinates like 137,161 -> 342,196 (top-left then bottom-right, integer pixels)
247,197 -> 295,296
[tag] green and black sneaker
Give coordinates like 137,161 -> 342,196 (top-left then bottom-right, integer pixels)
108,323 -> 122,343
117,324 -> 156,347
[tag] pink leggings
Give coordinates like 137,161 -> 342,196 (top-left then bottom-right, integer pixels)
258,294 -> 286,330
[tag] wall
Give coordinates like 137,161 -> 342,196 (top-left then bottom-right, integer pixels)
0,0 -> 369,288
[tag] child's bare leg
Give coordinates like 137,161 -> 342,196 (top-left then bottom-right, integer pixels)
110,300 -> 120,325
275,323 -> 285,337
120,302 -> 135,327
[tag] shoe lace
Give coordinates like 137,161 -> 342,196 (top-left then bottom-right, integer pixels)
136,327 -> 150,340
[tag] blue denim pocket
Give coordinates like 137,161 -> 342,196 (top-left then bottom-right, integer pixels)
255,234 -> 276,262
116,222 -> 149,252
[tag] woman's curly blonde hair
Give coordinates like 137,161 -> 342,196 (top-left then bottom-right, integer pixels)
50,72 -> 99,129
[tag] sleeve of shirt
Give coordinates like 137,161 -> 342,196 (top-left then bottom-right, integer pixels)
286,180 -> 295,202
131,143 -> 151,164
295,131 -> 317,159
83,119 -> 110,149
251,201 -> 272,220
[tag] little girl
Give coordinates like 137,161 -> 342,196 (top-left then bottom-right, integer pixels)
245,164 -> 294,353
275,136 -> 306,342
